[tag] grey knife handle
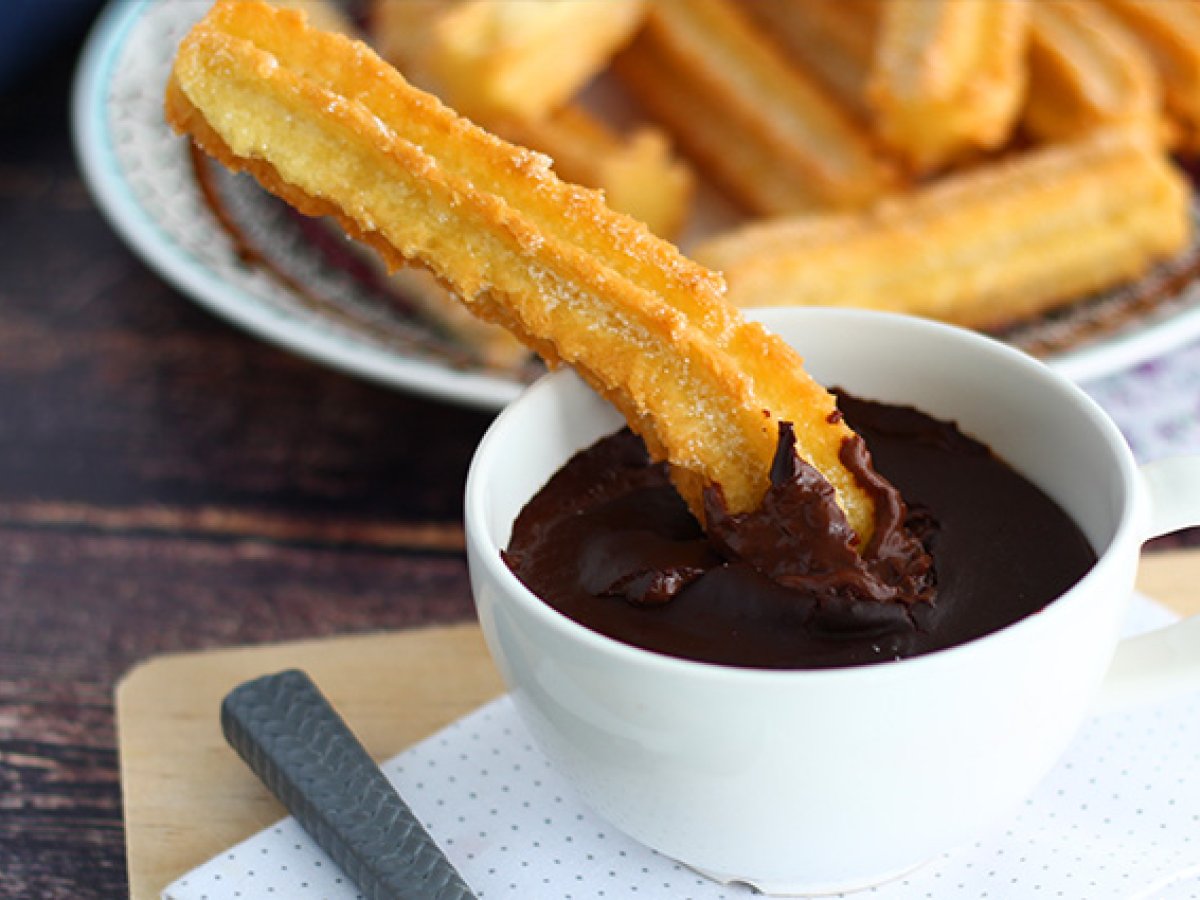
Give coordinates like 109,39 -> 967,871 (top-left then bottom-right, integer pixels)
221,669 -> 476,900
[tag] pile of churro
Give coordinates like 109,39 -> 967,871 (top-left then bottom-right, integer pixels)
351,0 -> 1192,343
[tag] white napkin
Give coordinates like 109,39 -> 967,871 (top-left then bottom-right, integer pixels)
164,595 -> 1199,900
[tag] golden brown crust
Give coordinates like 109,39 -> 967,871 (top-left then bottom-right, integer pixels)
1097,0 -> 1200,153
868,0 -> 1031,173
482,106 -> 694,241
369,0 -> 646,121
369,0 -> 692,237
1024,0 -> 1164,144
166,0 -> 878,543
739,0 -> 880,123
695,127 -> 1192,329
613,0 -> 898,215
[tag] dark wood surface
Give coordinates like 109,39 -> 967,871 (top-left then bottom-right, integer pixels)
0,27 -> 493,899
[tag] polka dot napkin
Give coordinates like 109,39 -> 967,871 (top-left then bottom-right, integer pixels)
164,595 -> 1199,900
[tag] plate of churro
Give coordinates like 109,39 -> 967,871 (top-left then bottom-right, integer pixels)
75,0 -> 1200,409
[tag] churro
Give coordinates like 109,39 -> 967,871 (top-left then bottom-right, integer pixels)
1097,0 -> 1200,152
166,0 -> 879,542
1024,0 -> 1163,144
740,0 -> 880,123
868,0 -> 1030,173
613,0 -> 897,215
487,107 -> 693,240
267,0 -> 355,36
370,0 -> 691,237
695,127 -> 1191,329
370,0 -> 645,121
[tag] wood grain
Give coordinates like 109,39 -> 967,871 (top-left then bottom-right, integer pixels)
0,38 -> 492,900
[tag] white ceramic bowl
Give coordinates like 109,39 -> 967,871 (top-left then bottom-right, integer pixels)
465,308 -> 1200,895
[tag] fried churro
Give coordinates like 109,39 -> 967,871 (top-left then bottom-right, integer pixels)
370,0 -> 645,121
613,0 -> 897,215
740,0 -> 880,123
1024,0 -> 1163,144
369,0 -> 691,237
267,0 -> 355,36
1097,0 -> 1200,152
695,127 -> 1191,329
487,106 -> 693,240
166,0 -> 879,542
868,0 -> 1031,173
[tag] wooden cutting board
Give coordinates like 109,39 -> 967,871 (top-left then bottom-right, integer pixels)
117,550 -> 1200,899
117,623 -> 504,900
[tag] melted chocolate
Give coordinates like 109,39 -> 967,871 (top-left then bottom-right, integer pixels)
703,423 -> 934,607
504,394 -> 1097,669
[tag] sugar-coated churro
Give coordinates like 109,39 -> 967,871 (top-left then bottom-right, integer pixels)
487,106 -> 693,240
370,0 -> 691,237
695,127 -> 1191,329
868,0 -> 1031,173
1097,0 -> 1200,152
613,0 -> 898,215
166,0 -> 879,542
370,0 -> 645,121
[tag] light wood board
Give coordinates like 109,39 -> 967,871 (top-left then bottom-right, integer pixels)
117,550 -> 1200,899
117,623 -> 504,900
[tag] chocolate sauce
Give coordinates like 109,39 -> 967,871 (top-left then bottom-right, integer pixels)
504,394 -> 1097,669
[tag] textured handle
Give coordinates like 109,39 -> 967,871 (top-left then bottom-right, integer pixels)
221,669 -> 476,900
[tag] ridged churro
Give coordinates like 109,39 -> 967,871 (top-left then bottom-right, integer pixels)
740,0 -> 880,123
613,0 -> 897,215
1097,0 -> 1200,152
1024,0 -> 1163,144
370,0 -> 691,238
370,0 -> 645,121
166,0 -> 880,542
695,127 -> 1191,329
868,0 -> 1031,173
267,0 -> 354,36
487,106 -> 693,240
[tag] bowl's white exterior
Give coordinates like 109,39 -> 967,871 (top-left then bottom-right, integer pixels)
465,309 -> 1147,893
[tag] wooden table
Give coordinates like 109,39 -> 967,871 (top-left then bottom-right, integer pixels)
3,19 -> 1199,900
0,30 -> 494,899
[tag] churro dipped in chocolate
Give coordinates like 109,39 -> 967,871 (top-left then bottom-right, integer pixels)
695,127 -> 1191,329
166,0 -> 898,552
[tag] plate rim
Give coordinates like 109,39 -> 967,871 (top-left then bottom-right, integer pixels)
71,0 -> 525,411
